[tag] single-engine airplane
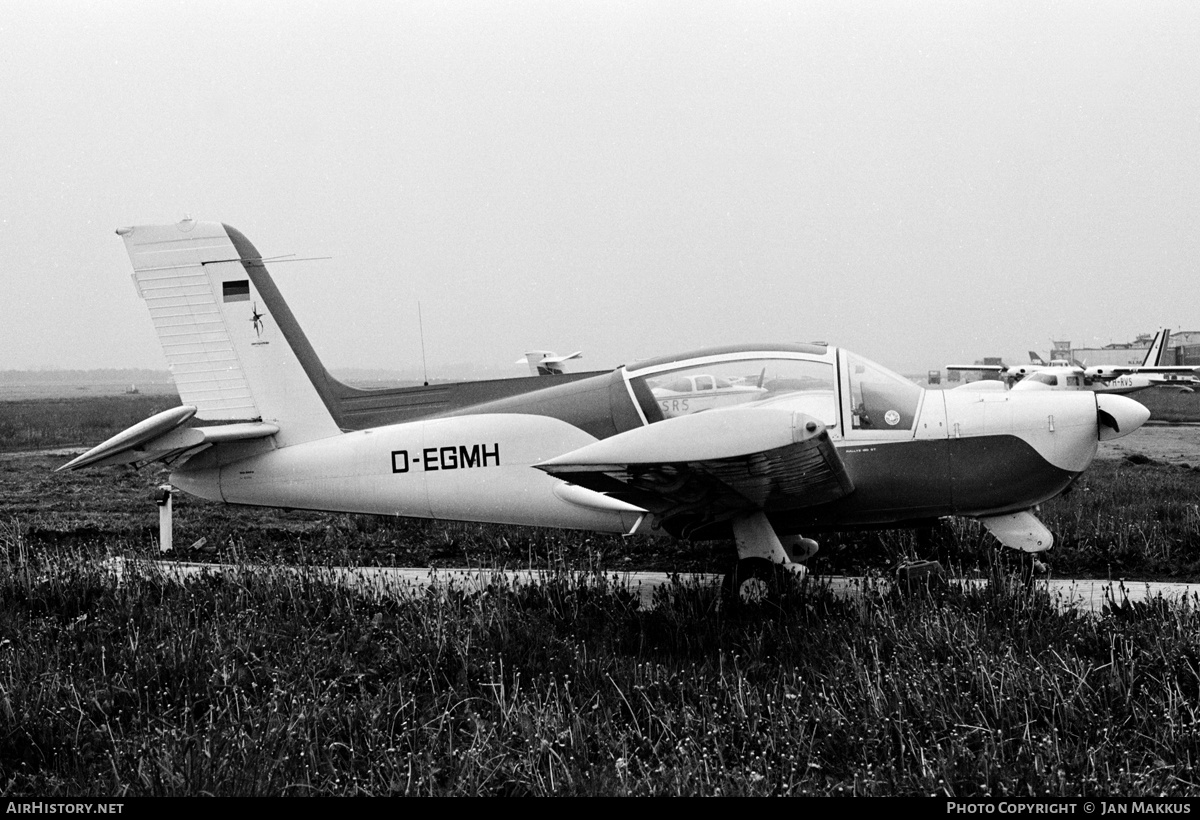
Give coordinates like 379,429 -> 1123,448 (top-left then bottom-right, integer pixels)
62,220 -> 1152,604
518,350 -> 583,376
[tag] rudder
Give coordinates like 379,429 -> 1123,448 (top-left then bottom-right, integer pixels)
1141,328 -> 1170,368
119,219 -> 343,447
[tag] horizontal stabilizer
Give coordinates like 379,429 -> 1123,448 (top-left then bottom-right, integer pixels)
517,350 -> 584,376
57,406 -> 197,471
141,421 -> 281,450
541,351 -> 583,365
58,407 -> 279,471
516,351 -> 583,365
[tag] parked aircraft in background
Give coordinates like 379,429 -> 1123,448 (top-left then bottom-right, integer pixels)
1029,350 -> 1082,368
517,350 -> 583,376
1082,329 -> 1200,384
952,329 -> 1199,395
62,220 -> 1151,606
1028,351 -> 1075,368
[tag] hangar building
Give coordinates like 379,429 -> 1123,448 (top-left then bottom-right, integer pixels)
1071,331 -> 1200,367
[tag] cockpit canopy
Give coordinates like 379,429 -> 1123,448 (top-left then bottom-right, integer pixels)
624,345 -> 922,434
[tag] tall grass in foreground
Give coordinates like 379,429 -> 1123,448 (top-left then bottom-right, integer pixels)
2,526 -> 1198,796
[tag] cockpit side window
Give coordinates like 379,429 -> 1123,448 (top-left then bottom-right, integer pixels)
846,353 -> 921,431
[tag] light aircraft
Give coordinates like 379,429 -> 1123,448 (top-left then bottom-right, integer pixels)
1028,350 -> 1080,369
1081,329 -> 1200,387
951,330 -> 1199,395
62,220 -> 1153,605
518,350 -> 583,376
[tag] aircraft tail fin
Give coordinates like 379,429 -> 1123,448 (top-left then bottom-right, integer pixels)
1029,351 -> 1047,366
1142,329 -> 1170,367
118,219 -> 343,447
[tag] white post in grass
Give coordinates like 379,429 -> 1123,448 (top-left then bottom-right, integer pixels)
156,484 -> 173,553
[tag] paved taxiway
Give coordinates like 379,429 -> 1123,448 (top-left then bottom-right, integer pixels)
105,558 -> 1199,614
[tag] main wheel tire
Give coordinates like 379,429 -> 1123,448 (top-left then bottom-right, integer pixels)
721,558 -> 802,611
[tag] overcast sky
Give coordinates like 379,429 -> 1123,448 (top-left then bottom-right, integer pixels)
3,1 -> 1198,378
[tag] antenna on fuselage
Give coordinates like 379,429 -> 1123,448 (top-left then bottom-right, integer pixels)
418,301 -> 429,386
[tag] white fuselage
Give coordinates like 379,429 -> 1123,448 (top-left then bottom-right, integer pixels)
174,413 -> 646,534
171,358 -> 1144,534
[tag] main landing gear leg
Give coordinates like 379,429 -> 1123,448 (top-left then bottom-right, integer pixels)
722,512 -> 817,609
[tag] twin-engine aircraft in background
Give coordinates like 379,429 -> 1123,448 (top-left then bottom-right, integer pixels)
950,329 -> 1200,395
62,220 -> 1152,604
1080,329 -> 1200,387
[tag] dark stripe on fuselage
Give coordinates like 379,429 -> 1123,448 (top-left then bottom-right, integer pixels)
947,434 -> 1078,516
683,434 -> 1077,539
441,369 -> 646,440
332,371 -> 609,430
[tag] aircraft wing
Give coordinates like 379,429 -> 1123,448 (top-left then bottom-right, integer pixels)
1091,366 -> 1200,379
946,364 -> 1006,373
534,406 -> 853,534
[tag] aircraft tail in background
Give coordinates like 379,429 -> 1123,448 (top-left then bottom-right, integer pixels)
1142,328 -> 1170,367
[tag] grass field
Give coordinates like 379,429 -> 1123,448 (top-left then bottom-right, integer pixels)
0,395 -> 180,452
3,395 -> 1200,796
1129,389 -> 1200,423
2,528 -> 1198,796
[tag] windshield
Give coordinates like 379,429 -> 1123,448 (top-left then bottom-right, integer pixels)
630,357 -> 837,424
